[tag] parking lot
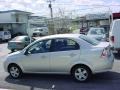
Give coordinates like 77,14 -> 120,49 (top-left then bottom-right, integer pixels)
0,42 -> 120,90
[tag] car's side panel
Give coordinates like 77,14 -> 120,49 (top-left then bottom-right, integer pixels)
7,53 -> 50,73
50,50 -> 80,73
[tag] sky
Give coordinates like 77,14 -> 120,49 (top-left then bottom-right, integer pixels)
0,0 -> 120,17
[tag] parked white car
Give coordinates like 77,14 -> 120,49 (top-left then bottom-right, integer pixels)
4,34 -> 114,82
109,19 -> 120,53
87,27 -> 107,41
32,27 -> 49,36
0,31 -> 11,41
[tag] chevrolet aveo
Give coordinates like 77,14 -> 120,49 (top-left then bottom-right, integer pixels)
4,34 -> 114,82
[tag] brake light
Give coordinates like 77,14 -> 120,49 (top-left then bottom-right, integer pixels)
101,49 -> 107,57
101,47 -> 110,58
110,36 -> 114,43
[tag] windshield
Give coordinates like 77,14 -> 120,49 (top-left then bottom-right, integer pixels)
4,31 -> 10,35
89,28 -> 105,35
34,29 -> 39,31
80,35 -> 100,46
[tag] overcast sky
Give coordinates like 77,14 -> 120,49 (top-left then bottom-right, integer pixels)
0,0 -> 120,17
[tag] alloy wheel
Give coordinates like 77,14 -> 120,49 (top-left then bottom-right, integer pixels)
9,65 -> 22,78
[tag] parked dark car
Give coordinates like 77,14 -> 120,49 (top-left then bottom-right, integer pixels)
8,36 -> 35,52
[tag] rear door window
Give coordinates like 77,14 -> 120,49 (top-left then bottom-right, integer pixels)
51,38 -> 80,52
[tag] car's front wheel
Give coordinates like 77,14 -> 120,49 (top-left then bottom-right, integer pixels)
8,64 -> 22,79
72,66 -> 92,82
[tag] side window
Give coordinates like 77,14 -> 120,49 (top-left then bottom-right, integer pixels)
90,30 -> 97,34
25,37 -> 30,41
51,38 -> 79,52
27,40 -> 51,54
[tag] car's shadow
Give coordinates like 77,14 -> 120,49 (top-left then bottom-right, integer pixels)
5,71 -> 120,90
0,41 -> 8,44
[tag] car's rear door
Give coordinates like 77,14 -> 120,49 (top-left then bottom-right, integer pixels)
50,38 -> 80,73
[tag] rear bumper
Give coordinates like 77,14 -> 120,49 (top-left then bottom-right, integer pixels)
93,54 -> 114,74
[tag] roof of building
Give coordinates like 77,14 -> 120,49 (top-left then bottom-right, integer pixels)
29,16 -> 47,19
0,10 -> 33,14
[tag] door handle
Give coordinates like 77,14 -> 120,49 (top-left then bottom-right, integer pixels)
69,53 -> 76,57
41,55 -> 46,59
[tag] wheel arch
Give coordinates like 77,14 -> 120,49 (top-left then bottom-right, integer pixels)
70,64 -> 93,75
7,63 -> 22,72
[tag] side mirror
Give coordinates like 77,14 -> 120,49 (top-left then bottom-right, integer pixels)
24,49 -> 31,56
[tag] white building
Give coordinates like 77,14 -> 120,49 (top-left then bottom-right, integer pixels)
86,13 -> 110,31
0,10 -> 32,36
28,16 -> 47,28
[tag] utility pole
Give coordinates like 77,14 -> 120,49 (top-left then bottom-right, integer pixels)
48,0 -> 54,19
47,0 -> 55,35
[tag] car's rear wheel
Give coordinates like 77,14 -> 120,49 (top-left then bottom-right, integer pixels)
11,49 -> 15,52
8,64 -> 22,79
72,66 -> 91,82
0,38 -> 2,42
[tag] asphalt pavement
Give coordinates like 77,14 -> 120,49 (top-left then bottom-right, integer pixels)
0,43 -> 120,90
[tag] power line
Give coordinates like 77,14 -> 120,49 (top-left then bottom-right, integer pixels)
51,3 -> 120,6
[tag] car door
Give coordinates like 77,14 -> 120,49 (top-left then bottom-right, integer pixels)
50,38 -> 80,73
20,39 -> 52,73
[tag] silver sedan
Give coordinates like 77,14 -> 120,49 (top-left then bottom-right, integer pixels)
4,34 -> 114,82
8,36 -> 35,52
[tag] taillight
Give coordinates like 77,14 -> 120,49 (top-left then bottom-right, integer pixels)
101,49 -> 107,57
110,36 -> 114,43
101,47 -> 111,58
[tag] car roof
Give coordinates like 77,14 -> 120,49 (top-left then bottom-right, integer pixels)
36,34 -> 81,41
15,36 -> 28,38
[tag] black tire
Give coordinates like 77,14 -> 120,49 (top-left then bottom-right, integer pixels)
11,49 -> 15,52
8,64 -> 23,79
71,66 -> 92,82
39,33 -> 42,36
0,38 -> 2,43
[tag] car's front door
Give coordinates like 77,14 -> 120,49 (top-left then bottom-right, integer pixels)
50,38 -> 80,73
21,39 -> 51,73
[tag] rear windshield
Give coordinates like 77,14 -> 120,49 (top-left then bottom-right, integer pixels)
34,29 -> 43,31
12,36 -> 26,41
34,29 -> 39,31
89,28 -> 105,35
79,35 -> 100,46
